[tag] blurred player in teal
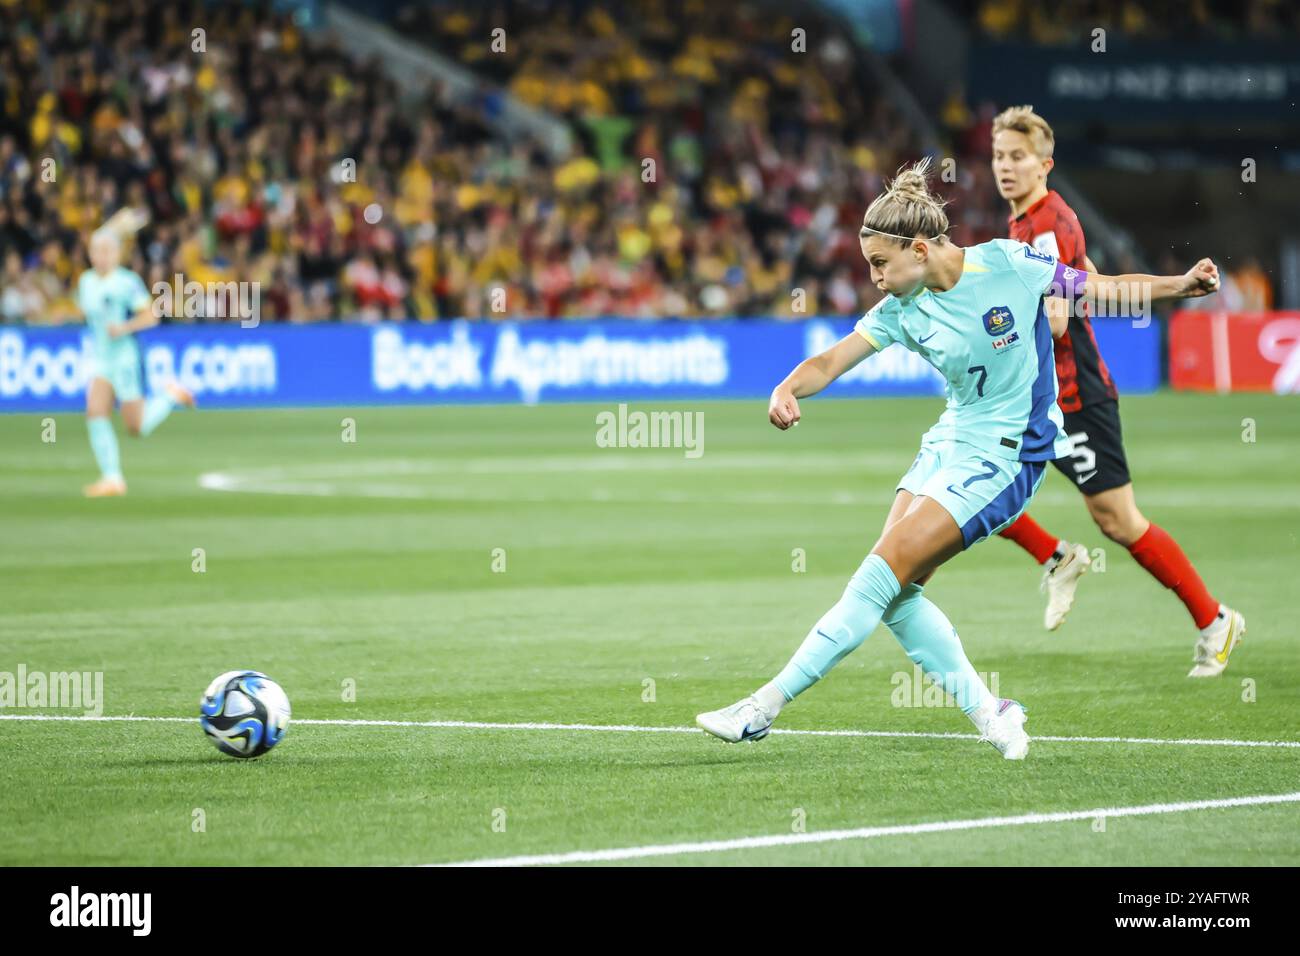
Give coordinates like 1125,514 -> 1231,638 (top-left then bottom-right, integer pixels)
79,211 -> 194,497
696,160 -> 1220,759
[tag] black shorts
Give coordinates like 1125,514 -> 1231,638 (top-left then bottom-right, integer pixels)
1050,400 -> 1131,496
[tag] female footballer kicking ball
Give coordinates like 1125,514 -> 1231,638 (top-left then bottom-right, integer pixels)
696,160 -> 1219,758
80,210 -> 194,497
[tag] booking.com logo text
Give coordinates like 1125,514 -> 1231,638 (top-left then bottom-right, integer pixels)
0,332 -> 276,399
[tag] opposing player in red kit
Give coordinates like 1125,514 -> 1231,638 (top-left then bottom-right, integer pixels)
990,106 -> 1243,677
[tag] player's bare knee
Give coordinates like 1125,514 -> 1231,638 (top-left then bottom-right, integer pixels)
1114,512 -> 1149,548
869,544 -> 913,587
1093,507 -> 1142,546
125,422 -> 142,438
1089,505 -> 1120,541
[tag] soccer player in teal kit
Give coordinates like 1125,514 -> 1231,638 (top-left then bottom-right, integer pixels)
79,212 -> 194,497
696,160 -> 1220,759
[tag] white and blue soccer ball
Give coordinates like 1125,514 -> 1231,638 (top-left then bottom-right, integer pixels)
199,670 -> 291,759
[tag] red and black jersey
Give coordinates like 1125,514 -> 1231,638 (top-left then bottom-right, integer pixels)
1008,190 -> 1118,413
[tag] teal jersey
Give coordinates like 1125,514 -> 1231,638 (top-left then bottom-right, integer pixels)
854,238 -> 1070,462
77,267 -> 152,359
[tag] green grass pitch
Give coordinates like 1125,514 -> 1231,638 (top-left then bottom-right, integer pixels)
1,391 -> 1297,865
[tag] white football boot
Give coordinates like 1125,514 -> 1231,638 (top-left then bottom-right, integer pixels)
972,698 -> 1030,760
1041,542 -> 1091,631
1188,605 -> 1245,678
695,696 -> 776,743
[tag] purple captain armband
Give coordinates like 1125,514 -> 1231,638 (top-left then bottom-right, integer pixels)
1048,262 -> 1088,300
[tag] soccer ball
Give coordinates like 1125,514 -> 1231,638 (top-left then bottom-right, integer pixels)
199,670 -> 291,759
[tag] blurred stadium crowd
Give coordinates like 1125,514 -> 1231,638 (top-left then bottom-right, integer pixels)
3,0 -> 443,324
962,0 -> 1299,43
0,0 -> 1007,323
0,0 -> 1285,324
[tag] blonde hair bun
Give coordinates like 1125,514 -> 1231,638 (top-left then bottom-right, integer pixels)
861,158 -> 950,245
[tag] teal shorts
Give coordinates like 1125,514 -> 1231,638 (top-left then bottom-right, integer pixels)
897,439 -> 1046,549
86,346 -> 143,403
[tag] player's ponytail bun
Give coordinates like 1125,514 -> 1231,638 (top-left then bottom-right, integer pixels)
860,158 -> 950,246
97,207 -> 150,243
90,227 -> 121,250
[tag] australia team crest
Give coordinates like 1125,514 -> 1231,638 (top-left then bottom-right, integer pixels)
982,306 -> 1015,337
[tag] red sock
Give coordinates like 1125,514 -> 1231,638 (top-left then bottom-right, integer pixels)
998,513 -> 1060,565
1127,523 -> 1220,629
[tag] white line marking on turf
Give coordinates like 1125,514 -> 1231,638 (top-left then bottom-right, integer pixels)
2,713 -> 1298,749
429,791 -> 1300,867
196,462 -> 1300,509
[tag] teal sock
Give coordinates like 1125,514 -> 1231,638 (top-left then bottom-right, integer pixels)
882,583 -> 996,715
774,553 -> 901,700
139,393 -> 177,437
87,417 -> 122,481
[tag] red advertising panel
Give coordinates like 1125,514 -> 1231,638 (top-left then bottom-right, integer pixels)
1169,311 -> 1300,394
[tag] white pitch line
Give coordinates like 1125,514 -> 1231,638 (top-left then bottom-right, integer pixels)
196,467 -> 1300,509
430,791 -> 1300,867
1,713 -> 1298,749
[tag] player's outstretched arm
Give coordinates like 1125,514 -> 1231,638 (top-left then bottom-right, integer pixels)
769,330 -> 875,430
108,304 -> 161,339
1074,258 -> 1220,305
